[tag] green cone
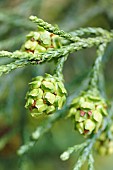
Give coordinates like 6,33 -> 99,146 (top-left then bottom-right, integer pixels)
94,125 -> 113,155
21,27 -> 62,54
68,88 -> 108,137
25,74 -> 67,117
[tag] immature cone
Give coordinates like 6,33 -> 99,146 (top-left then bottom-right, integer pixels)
25,74 -> 67,117
21,26 -> 62,54
68,88 -> 108,136
94,125 -> 113,155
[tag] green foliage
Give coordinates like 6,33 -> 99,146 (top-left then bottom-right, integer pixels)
0,1 -> 113,170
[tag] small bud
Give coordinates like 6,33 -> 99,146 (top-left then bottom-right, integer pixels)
75,111 -> 86,122
60,151 -> 70,161
80,110 -> 86,116
29,15 -> 37,20
87,111 -> 92,116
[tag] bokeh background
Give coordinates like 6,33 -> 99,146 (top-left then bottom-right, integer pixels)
0,0 -> 113,170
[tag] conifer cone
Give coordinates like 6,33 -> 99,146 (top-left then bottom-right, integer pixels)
21,27 -> 62,54
25,74 -> 67,117
94,125 -> 113,155
68,89 -> 108,136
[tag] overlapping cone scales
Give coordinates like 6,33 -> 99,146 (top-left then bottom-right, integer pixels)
25,74 -> 67,117
21,27 -> 62,54
68,89 -> 108,136
94,125 -> 113,155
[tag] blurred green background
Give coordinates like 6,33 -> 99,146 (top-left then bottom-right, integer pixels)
0,0 -> 113,169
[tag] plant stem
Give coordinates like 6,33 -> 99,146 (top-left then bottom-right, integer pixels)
88,43 -> 107,89
29,16 -> 80,42
60,142 -> 87,161
70,27 -> 110,37
54,54 -> 68,80
88,153 -> 94,170
0,33 -> 113,77
0,59 -> 29,76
